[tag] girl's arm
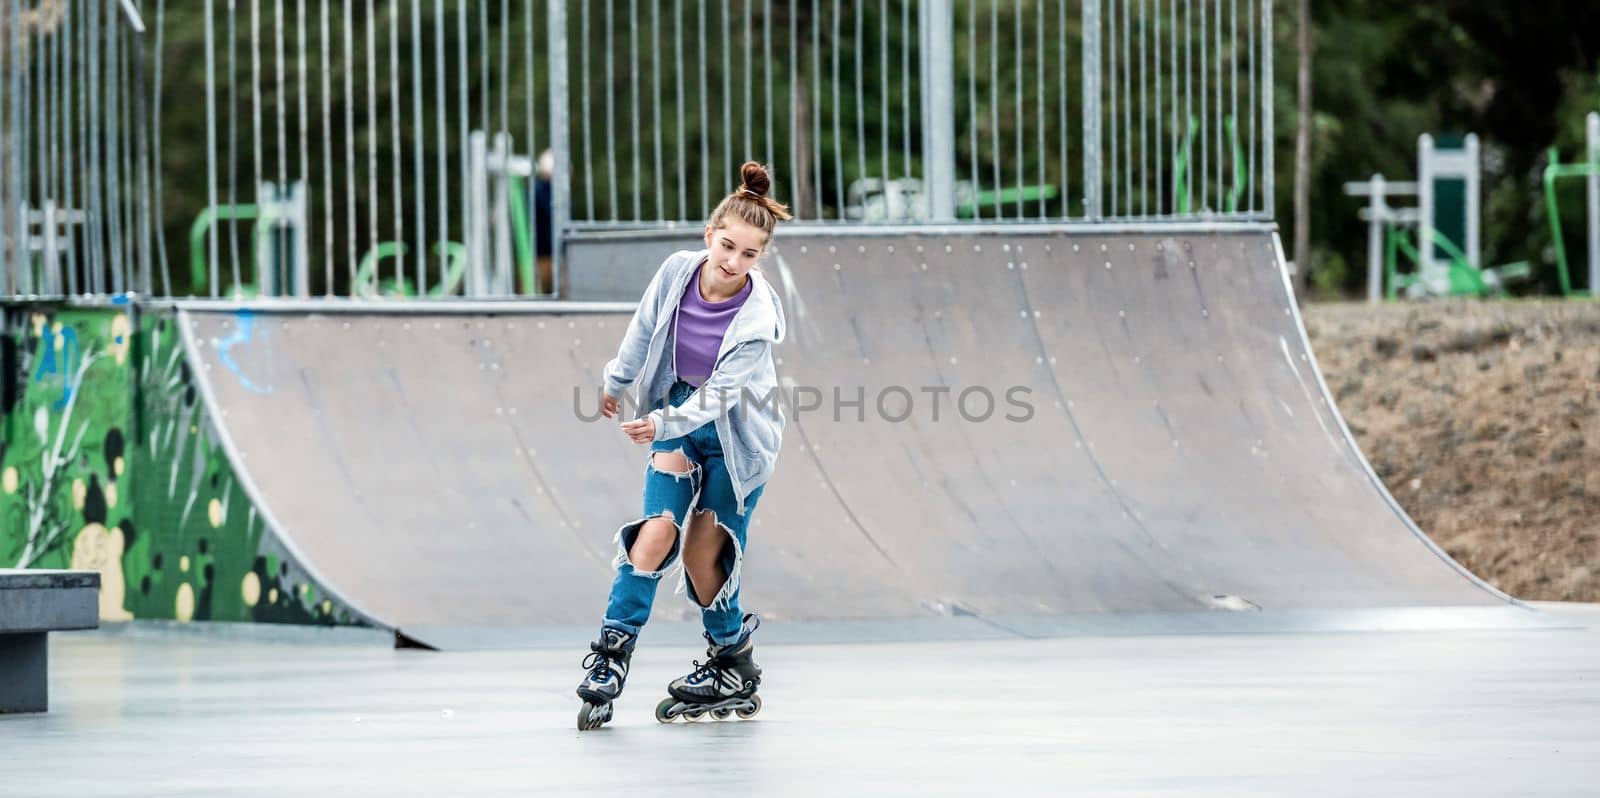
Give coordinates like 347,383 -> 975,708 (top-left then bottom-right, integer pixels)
646,339 -> 771,440
601,261 -> 673,400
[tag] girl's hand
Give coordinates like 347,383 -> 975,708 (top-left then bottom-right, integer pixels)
600,393 -> 620,419
620,417 -> 655,444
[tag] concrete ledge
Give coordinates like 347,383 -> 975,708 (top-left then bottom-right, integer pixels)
0,633 -> 48,713
0,569 -> 100,591
0,569 -> 100,713
0,570 -> 100,634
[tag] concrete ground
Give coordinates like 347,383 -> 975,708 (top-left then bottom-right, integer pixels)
2,604 -> 1598,797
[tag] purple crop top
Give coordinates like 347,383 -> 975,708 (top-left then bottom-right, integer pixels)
672,260 -> 753,387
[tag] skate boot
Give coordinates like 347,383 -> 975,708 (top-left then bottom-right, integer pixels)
575,626 -> 636,730
655,614 -> 763,723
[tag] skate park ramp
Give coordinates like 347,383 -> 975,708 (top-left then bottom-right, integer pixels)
178,225 -> 1542,649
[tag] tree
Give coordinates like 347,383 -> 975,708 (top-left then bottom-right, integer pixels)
1292,0 -> 1312,300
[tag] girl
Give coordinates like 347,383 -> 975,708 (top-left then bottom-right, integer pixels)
577,162 -> 792,730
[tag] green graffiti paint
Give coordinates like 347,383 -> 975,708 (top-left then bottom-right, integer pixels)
0,305 -> 358,629
0,308 -> 135,594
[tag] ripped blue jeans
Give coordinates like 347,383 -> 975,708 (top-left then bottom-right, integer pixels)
603,380 -> 765,646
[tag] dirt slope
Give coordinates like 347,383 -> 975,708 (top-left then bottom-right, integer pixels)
1305,300 -> 1599,602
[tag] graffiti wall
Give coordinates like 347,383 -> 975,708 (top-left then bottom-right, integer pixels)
0,304 -> 356,627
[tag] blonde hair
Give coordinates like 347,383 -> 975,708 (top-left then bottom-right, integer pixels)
707,161 -> 794,243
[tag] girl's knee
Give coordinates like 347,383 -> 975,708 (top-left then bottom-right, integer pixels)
683,512 -> 722,561
683,510 -> 743,609
627,514 -> 680,572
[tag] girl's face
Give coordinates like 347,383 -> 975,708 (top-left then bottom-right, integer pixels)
703,218 -> 768,288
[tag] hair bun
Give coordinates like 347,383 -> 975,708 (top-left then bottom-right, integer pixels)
739,161 -> 772,198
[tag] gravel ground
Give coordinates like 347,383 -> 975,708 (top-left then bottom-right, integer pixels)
1305,300 -> 1599,601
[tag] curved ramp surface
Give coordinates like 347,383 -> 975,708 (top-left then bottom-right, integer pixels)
180,228 -> 1513,648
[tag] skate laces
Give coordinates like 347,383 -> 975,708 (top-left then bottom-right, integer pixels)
583,644 -> 621,682
687,656 -> 726,684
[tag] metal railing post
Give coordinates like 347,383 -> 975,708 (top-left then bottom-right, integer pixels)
919,0 -> 955,221
5,0 -> 22,292
1587,112 -> 1598,293
1082,0 -> 1102,219
1366,174 -> 1384,303
257,182 -> 277,297
43,200 -> 59,295
466,130 -> 489,298
490,131 -> 515,297
548,0 -> 570,298
290,181 -> 309,297
1260,0 -> 1273,217
1417,133 -> 1434,274
1464,132 -> 1480,269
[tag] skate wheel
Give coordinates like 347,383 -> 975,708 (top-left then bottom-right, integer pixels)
577,701 -> 610,731
654,697 -> 677,724
711,707 -> 734,720
684,708 -> 707,721
735,694 -> 762,720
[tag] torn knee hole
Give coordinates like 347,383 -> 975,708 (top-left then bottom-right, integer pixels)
650,450 -> 694,476
620,514 -> 682,574
683,520 -> 742,609
627,513 -> 679,548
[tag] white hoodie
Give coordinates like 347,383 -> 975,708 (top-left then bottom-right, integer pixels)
602,249 -> 787,515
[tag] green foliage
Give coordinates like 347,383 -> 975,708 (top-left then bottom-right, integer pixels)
1303,0 -> 1600,297
1310,249 -> 1347,300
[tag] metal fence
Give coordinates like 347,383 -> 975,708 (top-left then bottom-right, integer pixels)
0,0 -> 1276,301
568,0 -> 1273,224
0,0 -> 159,297
1086,0 -> 1273,220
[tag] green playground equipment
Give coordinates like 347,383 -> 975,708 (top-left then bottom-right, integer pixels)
1541,112 -> 1599,298
954,184 -> 1061,218
1345,134 -> 1530,300
1383,224 -> 1530,300
1172,115 -> 1246,215
507,175 -> 541,295
190,145 -> 549,299
353,242 -> 412,297
353,242 -> 470,298
848,177 -> 1061,220
191,194 -> 483,301
1174,117 -> 1195,214
1543,152 -> 1591,296
851,113 -> 1253,221
188,182 -> 309,297
351,133 -> 547,299
188,203 -> 263,298
195,203 -> 468,299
